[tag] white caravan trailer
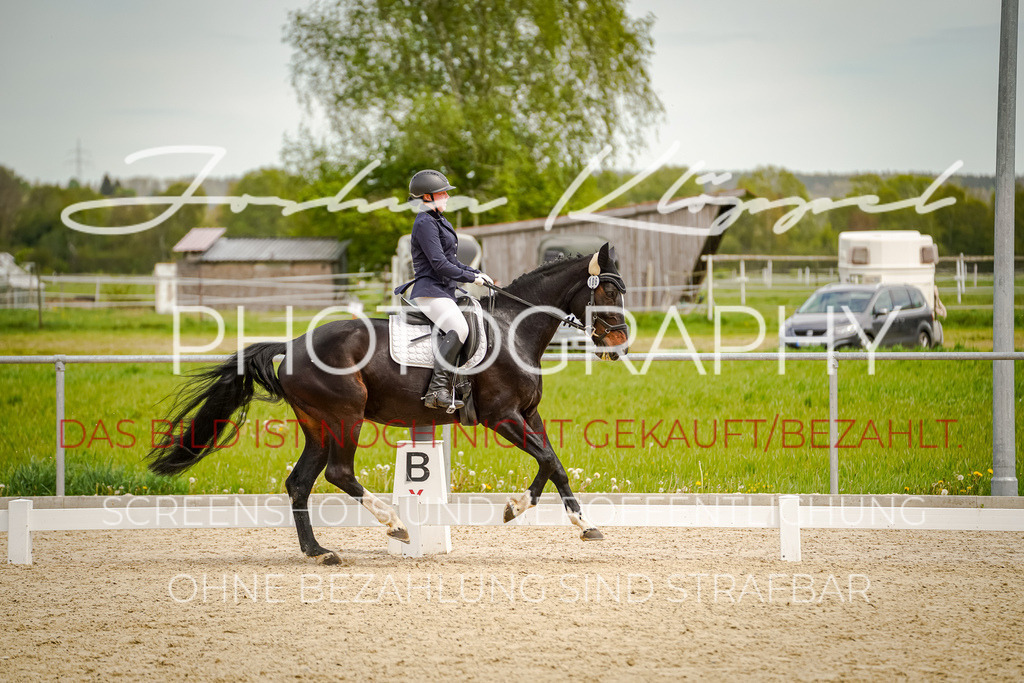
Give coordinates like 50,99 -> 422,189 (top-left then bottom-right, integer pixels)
838,230 -> 941,311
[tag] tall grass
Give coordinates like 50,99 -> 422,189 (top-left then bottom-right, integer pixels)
0,358 -> 1019,496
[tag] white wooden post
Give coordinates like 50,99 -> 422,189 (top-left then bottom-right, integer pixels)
778,495 -> 801,562
706,255 -> 714,321
739,259 -> 747,305
8,499 -> 33,565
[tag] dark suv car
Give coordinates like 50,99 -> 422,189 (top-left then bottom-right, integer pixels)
781,283 -> 942,349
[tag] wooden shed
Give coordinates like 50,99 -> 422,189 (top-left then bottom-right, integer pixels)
172,228 -> 348,310
461,192 -> 741,310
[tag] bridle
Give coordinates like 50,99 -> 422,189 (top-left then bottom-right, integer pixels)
581,272 -> 629,343
480,258 -> 628,344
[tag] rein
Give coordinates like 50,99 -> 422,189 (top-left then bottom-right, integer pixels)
480,270 -> 627,339
480,281 -> 589,331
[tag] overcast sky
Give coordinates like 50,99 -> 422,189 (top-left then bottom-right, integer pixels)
0,1 -> 1020,186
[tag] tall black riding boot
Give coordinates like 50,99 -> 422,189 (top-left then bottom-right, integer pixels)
423,329 -> 466,411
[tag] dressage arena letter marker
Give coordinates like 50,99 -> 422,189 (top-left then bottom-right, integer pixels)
390,441 -> 451,557
407,452 -> 429,482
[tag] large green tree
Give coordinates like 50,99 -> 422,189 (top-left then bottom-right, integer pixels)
284,0 -> 663,249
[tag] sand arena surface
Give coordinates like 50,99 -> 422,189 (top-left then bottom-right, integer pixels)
1,526 -> 1022,681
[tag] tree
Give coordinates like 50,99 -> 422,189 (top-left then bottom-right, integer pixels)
831,173 -> 998,259
0,165 -> 28,246
719,166 -> 825,255
284,0 -> 663,228
217,168 -> 305,238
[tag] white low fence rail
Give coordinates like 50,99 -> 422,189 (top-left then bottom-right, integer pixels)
6,494 -> 1024,566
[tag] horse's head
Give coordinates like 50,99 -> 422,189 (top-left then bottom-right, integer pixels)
575,243 -> 630,361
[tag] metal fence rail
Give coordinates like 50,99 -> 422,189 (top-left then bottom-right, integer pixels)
1,351 -> 1021,497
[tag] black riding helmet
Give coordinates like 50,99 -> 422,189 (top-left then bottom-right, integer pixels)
408,169 -> 455,201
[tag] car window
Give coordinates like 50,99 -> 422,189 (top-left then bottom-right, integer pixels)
797,290 -> 874,313
873,289 -> 893,313
908,286 -> 926,308
891,286 -> 911,310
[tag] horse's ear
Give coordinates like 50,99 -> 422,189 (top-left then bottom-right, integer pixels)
598,243 -> 611,269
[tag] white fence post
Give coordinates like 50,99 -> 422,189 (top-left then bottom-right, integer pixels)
778,495 -> 801,561
739,259 -> 747,305
706,255 -> 714,321
8,499 -> 33,565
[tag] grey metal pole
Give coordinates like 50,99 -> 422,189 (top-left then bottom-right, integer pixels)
993,0 -> 1019,497
828,355 -> 839,495
55,356 -> 66,497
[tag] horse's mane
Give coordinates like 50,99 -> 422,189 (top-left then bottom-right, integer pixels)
505,253 -> 591,292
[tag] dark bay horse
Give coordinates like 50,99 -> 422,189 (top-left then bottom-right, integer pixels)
148,243 -> 629,564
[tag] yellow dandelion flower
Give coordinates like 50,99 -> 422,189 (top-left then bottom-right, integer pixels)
973,471 -> 982,477
988,469 -> 993,475
904,486 -> 909,491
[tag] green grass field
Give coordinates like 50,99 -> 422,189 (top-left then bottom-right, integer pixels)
0,300 -> 1021,497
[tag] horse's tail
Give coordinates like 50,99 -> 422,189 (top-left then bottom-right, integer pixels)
147,342 -> 287,476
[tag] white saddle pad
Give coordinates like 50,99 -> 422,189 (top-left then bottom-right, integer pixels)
389,299 -> 488,370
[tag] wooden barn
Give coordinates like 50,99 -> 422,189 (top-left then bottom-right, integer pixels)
461,192 -> 742,310
171,228 -> 348,310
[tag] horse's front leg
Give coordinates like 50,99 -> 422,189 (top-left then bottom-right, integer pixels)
493,411 -> 604,541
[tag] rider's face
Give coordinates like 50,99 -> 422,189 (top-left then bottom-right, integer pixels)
427,191 -> 449,211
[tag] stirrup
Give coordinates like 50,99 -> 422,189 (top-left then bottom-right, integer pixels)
423,389 -> 464,411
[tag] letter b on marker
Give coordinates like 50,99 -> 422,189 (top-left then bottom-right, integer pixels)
406,451 -> 430,482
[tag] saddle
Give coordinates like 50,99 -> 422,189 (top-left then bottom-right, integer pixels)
387,296 -> 488,424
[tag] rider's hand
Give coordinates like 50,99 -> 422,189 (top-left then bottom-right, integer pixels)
473,273 -> 494,287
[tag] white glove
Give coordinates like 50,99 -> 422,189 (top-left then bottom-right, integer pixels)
473,273 -> 494,287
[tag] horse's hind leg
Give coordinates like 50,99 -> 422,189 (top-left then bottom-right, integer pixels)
286,412 -> 344,565
322,419 -> 410,544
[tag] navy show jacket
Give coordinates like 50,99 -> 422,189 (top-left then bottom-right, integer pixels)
404,209 -> 479,299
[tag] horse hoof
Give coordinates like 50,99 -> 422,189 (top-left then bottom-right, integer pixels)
503,503 -> 516,523
315,551 -> 345,565
580,528 -> 605,541
388,527 -> 411,544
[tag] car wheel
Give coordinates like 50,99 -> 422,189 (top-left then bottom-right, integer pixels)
918,330 -> 931,348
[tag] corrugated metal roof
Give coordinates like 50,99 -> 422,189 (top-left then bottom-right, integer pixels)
173,227 -> 226,252
196,238 -> 347,263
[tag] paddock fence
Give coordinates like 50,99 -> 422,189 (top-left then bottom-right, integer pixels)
4,492 -> 1024,565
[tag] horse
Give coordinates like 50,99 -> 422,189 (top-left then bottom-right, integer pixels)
147,243 -> 629,564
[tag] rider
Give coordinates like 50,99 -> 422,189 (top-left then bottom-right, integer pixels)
405,169 -> 494,410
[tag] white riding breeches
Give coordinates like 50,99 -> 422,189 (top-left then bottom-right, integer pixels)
413,296 -> 469,343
